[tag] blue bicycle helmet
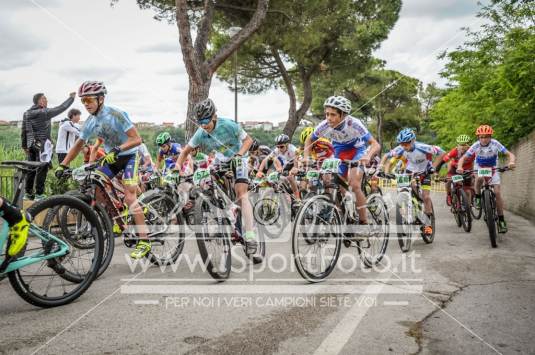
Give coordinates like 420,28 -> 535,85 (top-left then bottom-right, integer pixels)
396,128 -> 416,143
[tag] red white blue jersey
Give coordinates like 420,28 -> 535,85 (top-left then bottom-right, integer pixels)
311,116 -> 372,151
387,142 -> 444,173
465,139 -> 507,167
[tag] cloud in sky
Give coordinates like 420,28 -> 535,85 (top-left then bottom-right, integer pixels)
0,0 -> 483,124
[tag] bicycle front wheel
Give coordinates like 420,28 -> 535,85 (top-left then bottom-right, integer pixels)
483,189 -> 498,248
194,193 -> 232,281
9,195 -> 103,308
358,193 -> 389,268
292,195 -> 342,283
395,192 -> 413,253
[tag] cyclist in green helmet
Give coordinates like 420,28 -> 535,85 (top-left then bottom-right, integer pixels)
442,134 -> 475,206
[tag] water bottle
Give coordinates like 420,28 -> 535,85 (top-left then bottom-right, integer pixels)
344,191 -> 356,219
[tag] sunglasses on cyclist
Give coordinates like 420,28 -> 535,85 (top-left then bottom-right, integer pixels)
197,117 -> 212,125
80,96 -> 98,105
277,144 -> 287,149
479,135 -> 491,139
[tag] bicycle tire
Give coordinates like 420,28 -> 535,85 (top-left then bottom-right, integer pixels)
358,193 -> 389,268
452,191 -> 462,227
142,193 -> 186,265
194,193 -> 232,281
459,189 -> 472,233
8,195 -> 103,307
65,190 -> 114,278
395,192 -> 412,253
483,189 -> 498,248
470,190 -> 482,220
292,195 -> 342,282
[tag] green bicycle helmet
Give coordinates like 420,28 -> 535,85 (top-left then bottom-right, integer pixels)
456,134 -> 470,144
156,132 -> 171,146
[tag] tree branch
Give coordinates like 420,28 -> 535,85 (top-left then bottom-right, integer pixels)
206,0 -> 269,75
194,0 -> 215,61
176,0 -> 202,83
214,3 -> 292,21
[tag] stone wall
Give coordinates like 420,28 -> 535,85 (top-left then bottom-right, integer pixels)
500,129 -> 535,222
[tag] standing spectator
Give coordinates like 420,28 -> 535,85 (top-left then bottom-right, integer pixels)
22,92 -> 75,200
56,108 -> 81,164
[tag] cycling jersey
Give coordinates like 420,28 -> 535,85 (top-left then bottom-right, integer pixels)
158,143 -> 181,159
387,142 -> 444,173
465,139 -> 507,167
443,147 -> 474,171
311,115 -> 371,152
268,144 -> 297,166
79,105 -> 138,156
188,117 -> 247,161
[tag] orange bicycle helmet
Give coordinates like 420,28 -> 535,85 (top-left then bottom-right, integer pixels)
475,125 -> 493,136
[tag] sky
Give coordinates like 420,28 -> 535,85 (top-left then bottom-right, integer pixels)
0,0 -> 484,125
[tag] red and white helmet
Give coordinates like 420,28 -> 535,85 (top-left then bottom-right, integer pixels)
78,81 -> 107,97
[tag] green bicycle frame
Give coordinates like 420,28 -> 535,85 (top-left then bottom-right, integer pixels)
0,218 -> 70,275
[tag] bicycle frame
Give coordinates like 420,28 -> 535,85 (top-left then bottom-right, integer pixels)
0,218 -> 69,275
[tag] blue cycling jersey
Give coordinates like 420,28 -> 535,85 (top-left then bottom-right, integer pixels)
79,105 -> 138,156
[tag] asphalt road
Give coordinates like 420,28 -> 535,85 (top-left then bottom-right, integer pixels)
1,192 -> 534,355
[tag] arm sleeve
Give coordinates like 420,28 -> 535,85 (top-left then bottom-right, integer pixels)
188,128 -> 202,148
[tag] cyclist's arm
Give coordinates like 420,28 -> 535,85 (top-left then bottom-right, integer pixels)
155,154 -> 162,170
174,145 -> 194,172
237,134 -> 253,156
257,155 -> 270,174
89,138 -> 103,163
433,152 -> 447,171
379,154 -> 392,172
362,136 -> 380,162
303,135 -> 313,162
506,150 -> 516,168
61,138 -> 85,166
117,126 -> 142,152
273,157 -> 283,173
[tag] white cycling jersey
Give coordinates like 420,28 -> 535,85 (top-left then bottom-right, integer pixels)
268,144 -> 297,166
387,142 -> 444,173
311,115 -> 371,151
465,139 -> 507,167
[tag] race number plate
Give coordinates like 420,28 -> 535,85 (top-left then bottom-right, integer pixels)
477,168 -> 492,177
321,158 -> 341,173
267,171 -> 280,183
396,174 -> 411,188
193,168 -> 211,186
451,175 -> 464,183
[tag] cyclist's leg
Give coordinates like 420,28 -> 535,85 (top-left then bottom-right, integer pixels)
421,175 -> 433,215
348,167 -> 367,223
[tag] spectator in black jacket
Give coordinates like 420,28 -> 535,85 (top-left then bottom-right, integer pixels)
22,92 -> 75,200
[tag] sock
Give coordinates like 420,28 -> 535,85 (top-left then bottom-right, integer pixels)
0,200 -> 23,227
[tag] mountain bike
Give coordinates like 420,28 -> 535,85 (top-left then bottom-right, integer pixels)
378,170 -> 435,252
464,167 -> 510,248
438,172 -> 473,232
292,158 -> 389,282
191,160 -> 265,281
65,161 -> 185,274
0,160 -> 103,307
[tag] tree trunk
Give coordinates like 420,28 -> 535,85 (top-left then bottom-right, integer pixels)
376,112 -> 383,150
175,0 -> 270,137
283,65 -> 314,138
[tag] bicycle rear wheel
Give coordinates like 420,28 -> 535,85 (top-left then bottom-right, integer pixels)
8,195 -> 103,307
